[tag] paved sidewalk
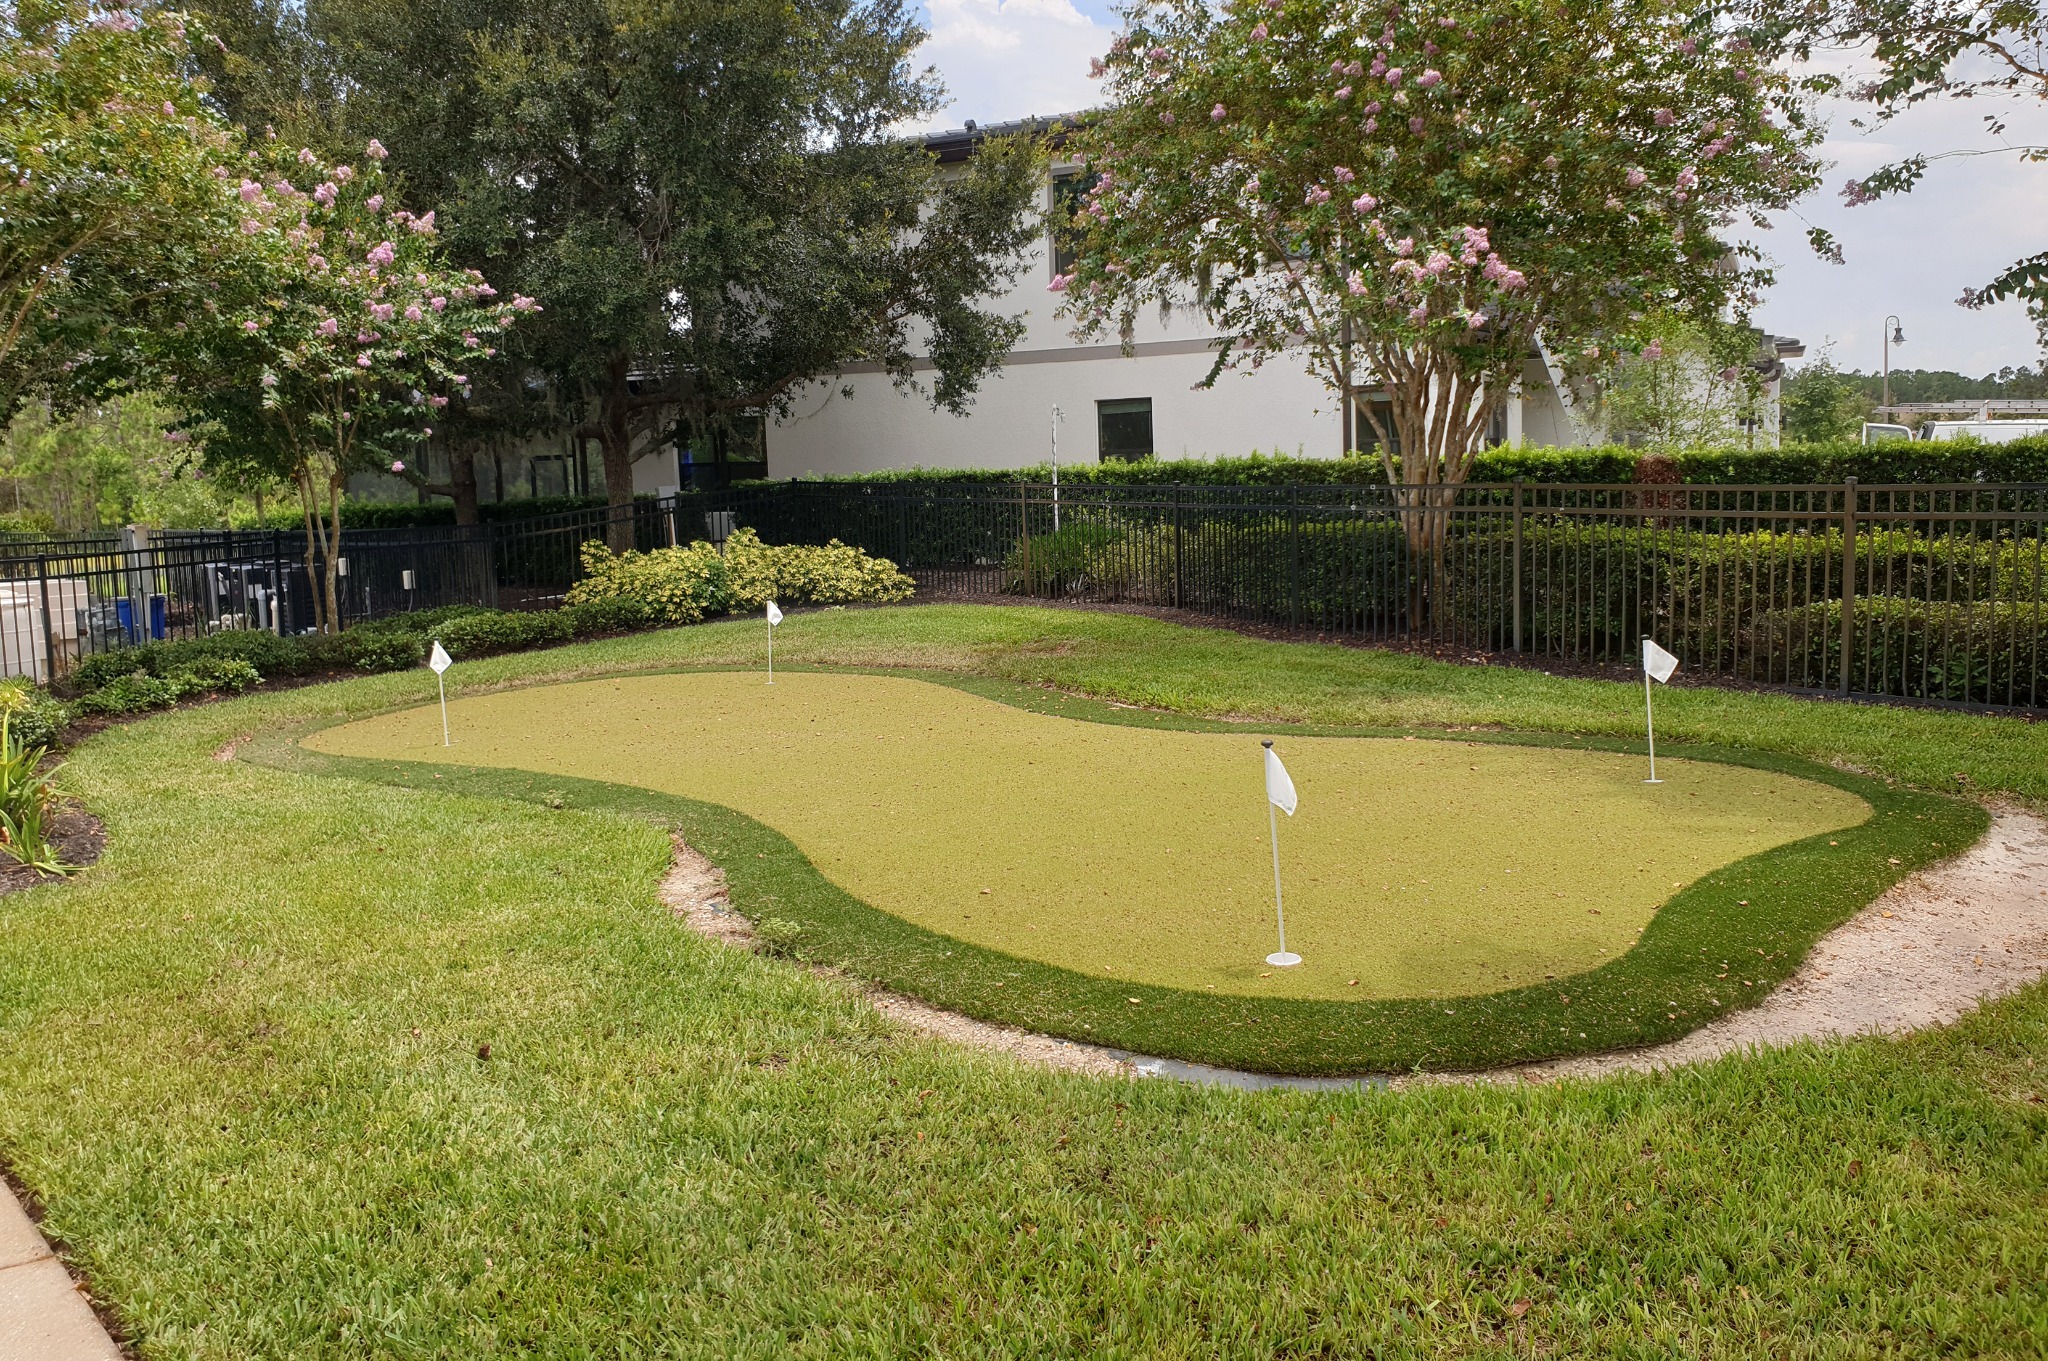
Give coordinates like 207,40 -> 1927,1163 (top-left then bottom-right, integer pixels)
0,1185 -> 121,1360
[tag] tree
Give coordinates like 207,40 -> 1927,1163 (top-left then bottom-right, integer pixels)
152,136 -> 524,629
1735,0 -> 2048,350
0,392 -> 234,529
451,0 -> 1044,545
0,0 -> 248,415
1061,0 -> 1823,564
1779,346 -> 1871,442
1602,315 -> 1767,446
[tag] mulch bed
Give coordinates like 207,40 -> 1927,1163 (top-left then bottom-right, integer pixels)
0,807 -> 104,896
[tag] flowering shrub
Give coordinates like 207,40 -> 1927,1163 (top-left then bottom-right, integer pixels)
567,529 -> 914,624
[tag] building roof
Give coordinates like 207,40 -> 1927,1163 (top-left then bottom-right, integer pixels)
923,113 -> 1090,164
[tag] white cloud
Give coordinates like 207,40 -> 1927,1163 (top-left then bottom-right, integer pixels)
912,0 -> 1109,131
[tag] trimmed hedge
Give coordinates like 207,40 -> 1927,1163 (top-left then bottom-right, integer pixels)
751,435 -> 2048,490
239,493 -> 647,532
566,528 -> 914,625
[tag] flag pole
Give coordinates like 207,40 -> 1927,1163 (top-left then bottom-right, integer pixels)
438,671 -> 449,747
1642,636 -> 1660,784
1262,740 -> 1300,967
767,614 -> 774,685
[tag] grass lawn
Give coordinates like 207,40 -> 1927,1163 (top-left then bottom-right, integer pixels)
2,605 -> 2044,1356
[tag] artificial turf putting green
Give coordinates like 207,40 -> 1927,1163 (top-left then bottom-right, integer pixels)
304,669 -> 1869,1002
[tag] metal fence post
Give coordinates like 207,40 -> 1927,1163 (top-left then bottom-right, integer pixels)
35,555 -> 56,685
1173,485 -> 1185,610
1511,476 -> 1525,653
1839,477 -> 1858,696
1288,484 -> 1300,632
1018,482 -> 1031,594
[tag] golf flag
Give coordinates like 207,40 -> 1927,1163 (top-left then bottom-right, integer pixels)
766,600 -> 783,626
1260,741 -> 1301,967
427,639 -> 452,747
764,601 -> 781,683
1265,744 -> 1298,816
1640,637 -> 1677,783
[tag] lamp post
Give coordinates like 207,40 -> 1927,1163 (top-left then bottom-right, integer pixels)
1882,315 -> 1905,414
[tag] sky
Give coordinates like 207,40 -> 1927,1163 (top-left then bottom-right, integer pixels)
906,0 -> 2048,377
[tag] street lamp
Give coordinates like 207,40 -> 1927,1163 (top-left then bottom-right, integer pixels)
1883,315 -> 1905,413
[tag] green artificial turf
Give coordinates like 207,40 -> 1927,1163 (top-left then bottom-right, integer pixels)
2,605 -> 2042,1357
271,665 -> 1972,1074
300,670 -> 1870,1001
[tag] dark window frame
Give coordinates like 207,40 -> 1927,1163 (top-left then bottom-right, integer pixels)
1096,397 -> 1154,461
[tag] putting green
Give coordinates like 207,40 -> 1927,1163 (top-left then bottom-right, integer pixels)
304,671 -> 1870,1002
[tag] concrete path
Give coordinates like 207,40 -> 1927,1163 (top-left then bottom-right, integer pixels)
0,1185 -> 121,1360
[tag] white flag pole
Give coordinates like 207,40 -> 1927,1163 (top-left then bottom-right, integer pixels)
1640,637 -> 1680,784
1262,740 -> 1302,967
765,600 -> 783,684
428,639 -> 453,746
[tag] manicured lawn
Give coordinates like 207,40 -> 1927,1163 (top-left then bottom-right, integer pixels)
2,605 -> 2043,1356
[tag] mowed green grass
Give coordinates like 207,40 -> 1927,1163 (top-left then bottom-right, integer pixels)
1,605 -> 2042,1357
305,670 -> 1868,1000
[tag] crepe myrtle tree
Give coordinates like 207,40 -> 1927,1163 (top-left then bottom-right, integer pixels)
0,1 -> 247,415
160,137 -> 530,631
1060,0 -> 1822,570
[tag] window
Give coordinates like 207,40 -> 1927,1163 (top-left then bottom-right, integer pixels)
677,414 -> 768,490
1097,398 -> 1154,461
1050,171 -> 1096,277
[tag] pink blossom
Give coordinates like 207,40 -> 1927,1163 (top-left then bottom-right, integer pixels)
93,10 -> 138,30
1407,301 -> 1429,323
1148,45 -> 1170,61
1351,192 -> 1377,213
404,304 -> 423,321
1416,69 -> 1441,88
1250,22 -> 1268,40
1089,57 -> 1107,78
367,240 -> 396,267
1306,185 -> 1331,205
1461,225 -> 1490,253
429,394 -> 449,409
1675,166 -> 1697,190
1364,100 -> 1382,114
333,165 -> 354,183
1626,168 -> 1647,188
451,375 -> 467,385
1347,270 -> 1368,295
242,320 -> 259,333
1498,268 -> 1527,290
1212,103 -> 1228,120
1048,273 -> 1072,293
307,253 -> 326,270
430,296 -> 447,312
165,431 -> 189,443
1839,178 -> 1877,206
1465,310 -> 1486,329
366,139 -> 389,160
358,331 -> 375,343
1345,59 -> 1363,77
1334,86 -> 1352,100
318,318 -> 339,336
367,194 -> 385,212
1678,38 -> 1697,55
1369,54 -> 1386,77
1409,116 -> 1425,135
1333,166 -> 1355,184
511,294 -> 540,312
1385,67 -> 1402,85
1642,341 -> 1664,360
1424,250 -> 1453,275
313,181 -> 337,205
1654,108 -> 1675,127
239,218 -> 261,234
391,461 -> 406,473
297,147 -> 318,165
1394,237 -> 1414,257
1158,111 -> 1175,125
370,302 -> 395,322
356,354 -> 372,368
1331,60 -> 1347,75
1362,117 -> 1378,134
1719,365 -> 1740,381
463,332 -> 480,347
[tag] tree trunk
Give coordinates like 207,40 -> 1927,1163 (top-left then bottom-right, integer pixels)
295,464 -> 327,634
428,444 -> 483,526
597,355 -> 636,551
324,471 -> 343,629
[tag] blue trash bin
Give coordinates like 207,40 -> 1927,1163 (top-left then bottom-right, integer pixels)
149,594 -> 167,640
115,598 -> 136,643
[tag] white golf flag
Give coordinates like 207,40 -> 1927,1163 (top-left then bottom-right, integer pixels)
1643,638 -> 1679,684
766,600 -> 783,626
428,640 -> 452,674
1264,745 -> 1298,816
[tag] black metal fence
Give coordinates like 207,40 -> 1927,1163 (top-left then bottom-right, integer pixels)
7,480 -> 2047,713
704,479 -> 2048,712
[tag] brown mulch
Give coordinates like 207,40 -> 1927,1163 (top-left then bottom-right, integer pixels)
0,806 -> 104,895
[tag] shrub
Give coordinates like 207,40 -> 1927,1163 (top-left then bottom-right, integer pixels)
567,528 -> 913,623
1752,597 -> 2048,706
70,629 -> 313,692
0,690 -> 64,873
74,657 -> 262,716
311,629 -> 426,673
558,596 -> 661,638
1002,521 -> 1147,597
437,609 -> 573,658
